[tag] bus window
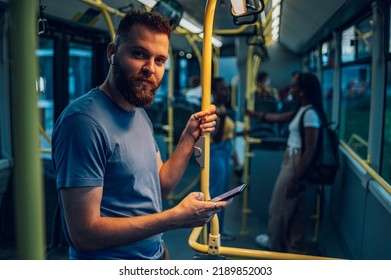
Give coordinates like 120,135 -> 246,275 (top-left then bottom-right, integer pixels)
340,64 -> 371,159
68,42 -> 93,103
322,68 -> 333,120
321,41 -> 329,67
309,48 -> 319,73
341,26 -> 355,63
37,38 -> 54,150
356,16 -> 373,60
382,61 -> 391,184
321,40 -> 334,121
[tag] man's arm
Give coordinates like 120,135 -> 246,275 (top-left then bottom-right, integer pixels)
61,186 -> 225,251
158,105 -> 217,198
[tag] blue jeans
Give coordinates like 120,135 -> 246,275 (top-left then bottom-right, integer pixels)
209,139 -> 233,232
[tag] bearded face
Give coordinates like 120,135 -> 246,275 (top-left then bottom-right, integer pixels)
112,55 -> 161,108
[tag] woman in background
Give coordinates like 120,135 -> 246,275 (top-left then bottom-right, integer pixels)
248,73 -> 327,253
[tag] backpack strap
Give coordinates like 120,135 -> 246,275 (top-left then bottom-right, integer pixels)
298,106 -> 314,154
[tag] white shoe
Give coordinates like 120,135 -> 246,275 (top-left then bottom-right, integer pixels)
255,234 -> 269,249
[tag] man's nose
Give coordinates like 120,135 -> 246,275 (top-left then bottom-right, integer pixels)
141,60 -> 155,77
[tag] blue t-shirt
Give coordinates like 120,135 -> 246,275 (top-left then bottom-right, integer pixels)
52,87 -> 163,259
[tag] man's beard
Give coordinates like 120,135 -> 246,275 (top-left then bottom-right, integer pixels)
113,61 -> 160,108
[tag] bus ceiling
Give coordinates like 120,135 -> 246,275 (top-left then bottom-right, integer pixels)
0,0 -> 372,54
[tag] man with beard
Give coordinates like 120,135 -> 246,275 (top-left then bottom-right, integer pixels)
52,10 -> 224,260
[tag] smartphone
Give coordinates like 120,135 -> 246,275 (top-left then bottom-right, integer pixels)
210,184 -> 247,202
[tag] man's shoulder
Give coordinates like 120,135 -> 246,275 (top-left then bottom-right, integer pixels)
60,89 -> 102,118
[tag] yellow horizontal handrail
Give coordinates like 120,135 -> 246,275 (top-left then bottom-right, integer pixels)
348,133 -> 368,148
38,123 -> 51,145
213,21 -> 259,35
188,227 -> 336,260
173,22 -> 260,36
80,0 -> 125,41
347,133 -> 369,163
40,148 -> 52,154
340,140 -> 391,195
81,0 -> 125,18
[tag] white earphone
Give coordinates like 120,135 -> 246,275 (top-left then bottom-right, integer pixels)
110,54 -> 115,65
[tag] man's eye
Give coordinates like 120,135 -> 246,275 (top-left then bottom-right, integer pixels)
133,51 -> 146,58
155,58 -> 166,65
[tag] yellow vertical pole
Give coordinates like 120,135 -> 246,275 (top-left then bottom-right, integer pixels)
200,0 -> 216,198
101,8 -> 116,42
201,0 -> 224,255
241,45 -> 256,235
10,0 -> 45,259
201,0 -> 216,200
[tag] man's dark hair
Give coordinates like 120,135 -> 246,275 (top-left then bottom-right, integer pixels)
115,10 -> 172,48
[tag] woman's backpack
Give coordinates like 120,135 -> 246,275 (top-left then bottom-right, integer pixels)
299,107 -> 340,185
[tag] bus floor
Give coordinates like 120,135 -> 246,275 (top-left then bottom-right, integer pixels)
0,158 -> 328,260
162,159 -> 325,260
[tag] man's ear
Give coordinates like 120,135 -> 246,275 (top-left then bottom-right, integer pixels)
110,54 -> 115,65
107,43 -> 116,65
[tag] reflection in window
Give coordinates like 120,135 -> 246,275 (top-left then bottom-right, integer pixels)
309,49 -> 318,71
341,26 -> 355,63
381,62 -> 391,184
356,16 -> 373,60
36,38 -> 54,150
68,43 -> 93,103
340,64 -> 371,159
321,69 -> 334,121
321,42 -> 329,67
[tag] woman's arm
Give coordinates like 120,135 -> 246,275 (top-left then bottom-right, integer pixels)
286,127 -> 320,198
246,110 -> 294,122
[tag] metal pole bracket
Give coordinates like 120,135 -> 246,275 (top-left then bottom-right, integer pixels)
194,136 -> 205,168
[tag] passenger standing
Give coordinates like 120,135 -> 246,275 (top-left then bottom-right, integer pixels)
210,77 -> 236,241
255,71 -> 280,102
185,75 -> 202,107
247,73 -> 327,254
279,71 -> 300,101
52,10 -> 227,260
209,77 -> 249,240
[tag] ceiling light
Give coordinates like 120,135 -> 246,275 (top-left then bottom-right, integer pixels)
199,33 -> 223,48
230,0 -> 246,15
179,18 -> 202,33
136,0 -> 157,7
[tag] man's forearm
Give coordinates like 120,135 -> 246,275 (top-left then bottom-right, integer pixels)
69,208 -> 179,251
159,133 -> 196,196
